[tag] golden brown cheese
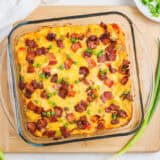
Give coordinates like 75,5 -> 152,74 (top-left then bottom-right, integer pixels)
16,22 -> 133,139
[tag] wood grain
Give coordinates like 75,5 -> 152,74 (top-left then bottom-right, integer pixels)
0,6 -> 160,153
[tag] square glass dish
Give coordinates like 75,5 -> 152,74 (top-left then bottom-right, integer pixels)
0,11 -> 153,146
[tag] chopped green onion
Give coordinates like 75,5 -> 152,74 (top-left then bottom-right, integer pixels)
112,113 -> 117,120
64,123 -> 69,128
48,44 -> 53,49
74,80 -> 80,84
73,61 -> 78,65
47,93 -> 52,98
114,40 -> 160,158
85,48 -> 93,53
70,38 -> 78,44
94,49 -> 104,57
56,130 -> 61,136
33,63 -> 41,68
66,54 -> 71,59
58,64 -> 65,70
34,99 -> 39,104
98,109 -> 102,114
39,73 -> 45,79
87,110 -> 91,115
48,100 -> 57,106
99,68 -> 107,76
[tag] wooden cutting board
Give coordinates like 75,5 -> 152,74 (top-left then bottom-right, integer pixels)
0,6 -> 160,153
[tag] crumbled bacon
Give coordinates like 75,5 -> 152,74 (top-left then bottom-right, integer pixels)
36,118 -> 48,130
75,100 -> 88,112
118,109 -> 127,118
100,22 -> 107,31
66,113 -> 75,123
25,39 -> 37,48
105,104 -> 120,113
43,130 -> 56,138
70,33 -> 84,40
107,63 -> 117,73
99,33 -> 110,45
40,90 -> 49,99
27,122 -> 36,133
47,53 -> 57,65
79,66 -> 89,80
35,47 -> 48,55
103,77 -> 114,88
31,80 -> 43,89
86,58 -> 96,69
43,66 -> 51,77
27,101 -> 43,114
90,115 -> 100,123
86,35 -> 99,49
56,39 -> 64,48
100,91 -> 113,103
121,76 -> 129,85
111,119 -> 119,125
18,81 -> 26,90
71,42 -> 82,52
54,106 -> 63,118
64,58 -> 73,70
46,33 -> 56,41
58,81 -> 68,99
77,116 -> 90,130
86,87 -> 97,102
97,120 -> 105,130
105,42 -> 117,61
27,64 -> 35,73
68,84 -> 76,97
50,73 -> 58,83
119,60 -> 130,75
26,48 -> 36,63
60,126 -> 70,138
97,54 -> 106,63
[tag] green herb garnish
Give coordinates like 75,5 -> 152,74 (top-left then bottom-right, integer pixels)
87,110 -> 91,115
85,48 -> 93,54
98,109 -> 102,114
74,80 -> 80,84
34,99 -> 39,104
70,38 -> 78,44
48,100 -> 56,106
33,63 -> 41,68
39,73 -> 45,79
99,68 -> 107,76
141,0 -> 160,17
48,44 -> 53,49
93,49 -> 104,57
58,64 -> 65,70
64,123 -> 69,128
112,113 -> 117,120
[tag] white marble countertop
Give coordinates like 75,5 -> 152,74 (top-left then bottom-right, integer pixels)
5,0 -> 160,160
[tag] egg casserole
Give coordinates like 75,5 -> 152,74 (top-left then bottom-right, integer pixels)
16,22 -> 133,139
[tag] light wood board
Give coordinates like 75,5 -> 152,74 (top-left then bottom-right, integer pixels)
0,6 -> 160,153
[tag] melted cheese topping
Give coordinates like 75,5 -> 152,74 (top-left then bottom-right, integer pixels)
16,23 -> 132,139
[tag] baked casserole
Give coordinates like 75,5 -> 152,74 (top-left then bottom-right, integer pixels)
16,22 -> 133,139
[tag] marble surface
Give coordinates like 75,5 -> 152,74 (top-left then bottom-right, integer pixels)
5,0 -> 160,159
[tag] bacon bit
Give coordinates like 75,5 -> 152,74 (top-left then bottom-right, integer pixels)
82,79 -> 90,85
121,76 -> 129,85
27,64 -> 35,73
104,77 -> 114,88
111,119 -> 119,125
26,49 -> 36,63
100,91 -> 113,103
68,84 -> 76,97
83,51 -> 92,58
60,126 -> 70,138
54,106 -> 63,118
49,116 -> 58,122
86,58 -> 97,69
18,81 -> 26,90
66,113 -> 75,123
97,54 -> 106,63
75,100 -> 88,112
64,58 -> 73,70
100,22 -> 107,31
25,84 -> 34,94
112,24 -> 120,33
31,80 -> 43,89
27,101 -> 43,114
86,87 -> 97,102
27,122 -> 36,133
105,42 -> 117,61
77,116 -> 90,130
90,115 -> 100,123
105,104 -> 120,113
71,42 -> 82,52
97,120 -> 105,130
35,47 -> 48,55
51,73 -> 58,83
41,90 -> 49,99
118,109 -> 127,118
86,35 -> 99,49
56,39 -> 64,48
97,70 -> 107,81
46,33 -> 56,41
99,33 -> 110,45
36,118 -> 48,130
42,66 -> 51,77
79,66 -> 89,80
70,33 -> 84,40
25,39 -> 37,48
119,60 -> 130,75
58,81 -> 68,99
120,92 -> 133,101
47,53 -> 57,65
43,130 -> 56,138
107,63 -> 117,73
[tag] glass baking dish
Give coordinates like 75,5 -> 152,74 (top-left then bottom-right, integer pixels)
0,11 -> 153,146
